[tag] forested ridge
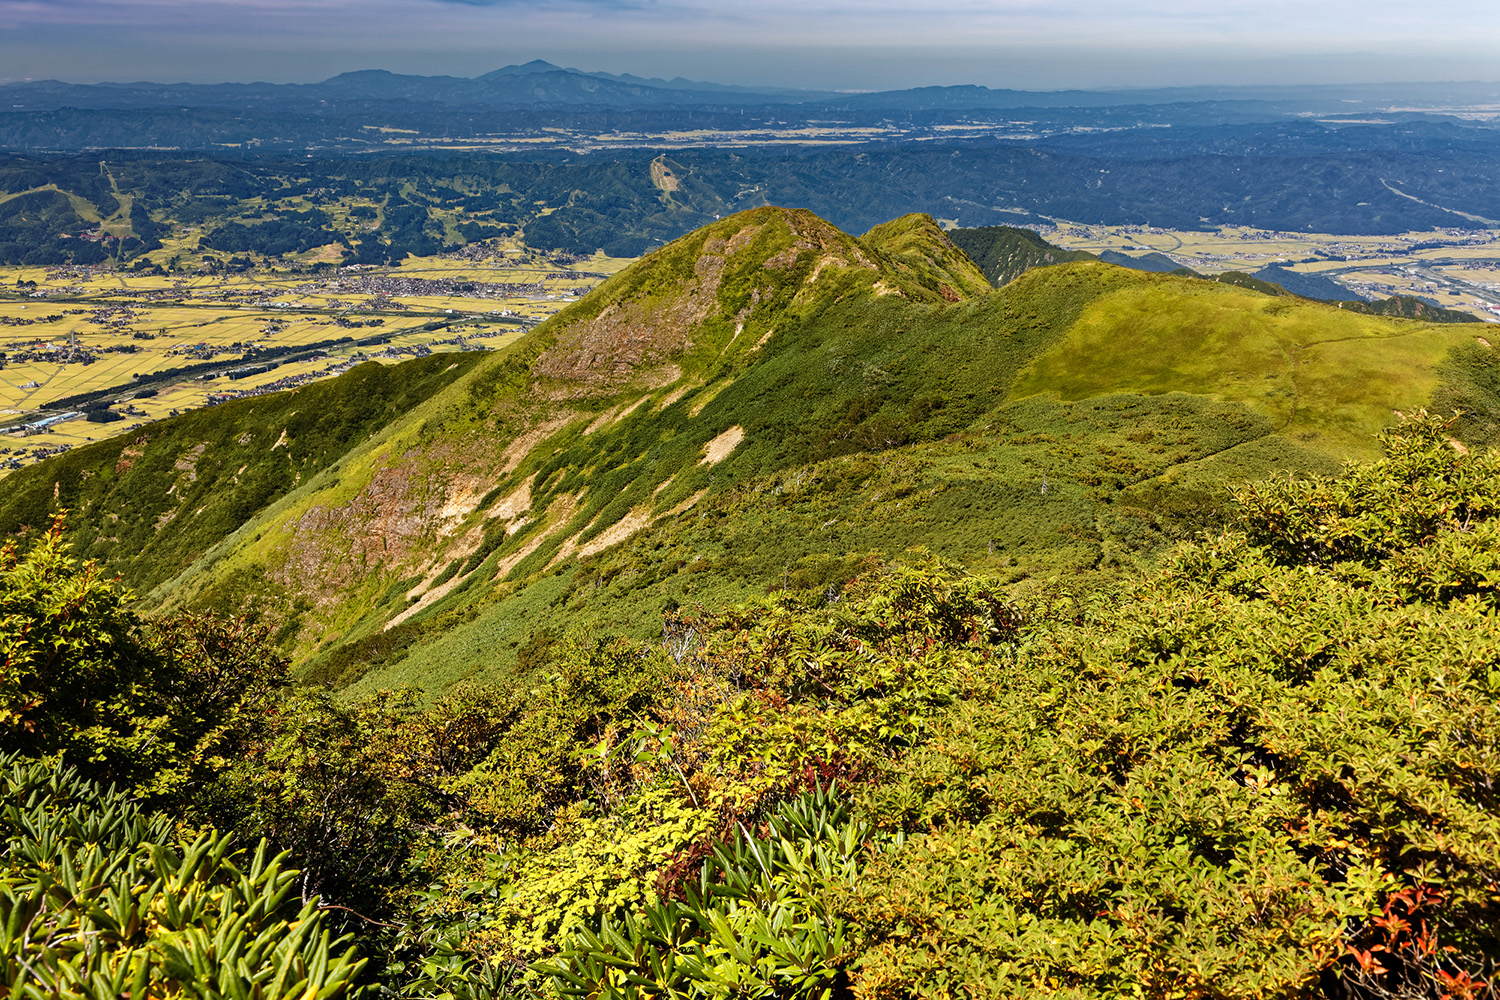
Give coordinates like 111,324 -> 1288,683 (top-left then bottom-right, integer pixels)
5,123 -> 1498,269
4,413 -> 1498,998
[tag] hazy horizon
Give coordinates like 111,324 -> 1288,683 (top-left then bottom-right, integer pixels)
6,59 -> 1500,93
2,0 -> 1498,91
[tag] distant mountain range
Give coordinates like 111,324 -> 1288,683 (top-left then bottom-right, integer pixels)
4,62 -> 1498,114
3,63 -> 1498,273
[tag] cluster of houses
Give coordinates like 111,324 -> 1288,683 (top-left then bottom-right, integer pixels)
0,312 -> 67,328
292,273 -> 551,301
0,441 -> 73,470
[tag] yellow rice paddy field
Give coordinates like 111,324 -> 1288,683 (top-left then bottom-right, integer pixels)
0,237 -> 636,471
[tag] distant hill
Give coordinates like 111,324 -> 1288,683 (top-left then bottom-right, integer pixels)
1249,264 -> 1361,301
1340,295 -> 1480,322
4,119 -> 1498,238
946,233 -> 1481,325
1209,271 -> 1296,296
479,61 -> 834,98
1098,249 -> 1194,273
10,73 -> 1495,115
1214,268 -> 1477,322
946,225 -> 1098,286
4,208 -> 1495,699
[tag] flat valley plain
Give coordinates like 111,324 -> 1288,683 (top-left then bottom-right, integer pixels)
0,237 -> 634,471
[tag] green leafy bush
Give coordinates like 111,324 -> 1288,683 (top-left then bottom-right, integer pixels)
538,788 -> 901,999
0,754 -> 365,999
207,685 -> 510,923
845,413 -> 1500,999
0,517 -> 288,799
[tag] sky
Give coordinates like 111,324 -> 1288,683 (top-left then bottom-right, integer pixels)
1,0 -> 1497,90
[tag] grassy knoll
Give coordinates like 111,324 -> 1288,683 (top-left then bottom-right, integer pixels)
1009,266 -> 1486,455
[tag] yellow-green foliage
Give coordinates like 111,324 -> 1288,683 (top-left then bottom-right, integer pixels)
429,414 -> 1500,1000
0,519 -> 138,757
537,789 -> 901,999
453,637 -> 677,832
483,787 -> 712,959
674,562 -> 1023,815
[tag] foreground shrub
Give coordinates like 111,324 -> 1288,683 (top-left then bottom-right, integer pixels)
0,516 -> 289,800
536,788 -> 901,1000
0,754 -> 365,999
846,413 -> 1500,999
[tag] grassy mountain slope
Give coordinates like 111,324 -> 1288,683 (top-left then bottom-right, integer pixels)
1212,270 -> 1477,321
0,353 -> 486,594
146,208 -> 1002,664
1008,266 -> 1486,454
7,207 -> 1496,698
328,390 -> 1332,698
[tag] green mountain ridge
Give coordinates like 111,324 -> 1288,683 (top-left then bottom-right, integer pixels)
0,353 -> 488,596
3,206 -> 1495,697
950,223 -> 1479,324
